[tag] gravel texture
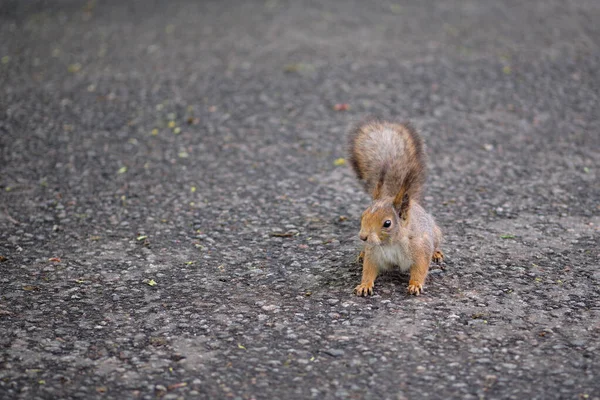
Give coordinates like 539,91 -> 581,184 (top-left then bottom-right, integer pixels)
1,0 -> 599,399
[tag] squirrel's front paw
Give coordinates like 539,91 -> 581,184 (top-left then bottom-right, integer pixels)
407,282 -> 423,296
354,283 -> 374,296
432,250 -> 444,263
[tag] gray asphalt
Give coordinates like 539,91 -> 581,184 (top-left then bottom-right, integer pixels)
1,0 -> 599,399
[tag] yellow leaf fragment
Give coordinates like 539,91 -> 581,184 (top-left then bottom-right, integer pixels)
68,63 -> 82,73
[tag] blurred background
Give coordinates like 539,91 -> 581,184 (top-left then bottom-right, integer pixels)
1,0 -> 598,230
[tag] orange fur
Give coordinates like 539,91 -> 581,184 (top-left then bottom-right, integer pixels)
354,248 -> 379,296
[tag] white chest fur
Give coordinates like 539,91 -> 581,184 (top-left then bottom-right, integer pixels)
369,240 -> 413,272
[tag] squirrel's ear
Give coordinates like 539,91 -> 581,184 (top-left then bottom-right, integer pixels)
372,179 -> 384,200
372,166 -> 388,200
393,191 -> 410,220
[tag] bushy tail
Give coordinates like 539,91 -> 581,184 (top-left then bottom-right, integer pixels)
348,117 -> 426,202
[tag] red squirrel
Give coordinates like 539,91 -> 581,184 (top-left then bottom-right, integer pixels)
348,118 -> 443,296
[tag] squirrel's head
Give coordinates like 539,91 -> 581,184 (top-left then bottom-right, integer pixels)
359,192 -> 411,246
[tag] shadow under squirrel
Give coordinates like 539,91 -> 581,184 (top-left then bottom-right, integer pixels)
348,118 -> 443,296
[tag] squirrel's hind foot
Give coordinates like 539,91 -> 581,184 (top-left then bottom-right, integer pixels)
432,250 -> 444,263
356,250 -> 365,263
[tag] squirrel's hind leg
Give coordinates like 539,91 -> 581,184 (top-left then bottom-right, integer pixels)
432,225 -> 443,263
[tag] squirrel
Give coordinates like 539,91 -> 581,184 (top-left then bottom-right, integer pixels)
348,117 -> 443,296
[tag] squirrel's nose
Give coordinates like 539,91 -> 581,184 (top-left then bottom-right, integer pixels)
359,234 -> 368,241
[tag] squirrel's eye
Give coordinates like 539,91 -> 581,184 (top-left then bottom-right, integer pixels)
383,220 -> 392,228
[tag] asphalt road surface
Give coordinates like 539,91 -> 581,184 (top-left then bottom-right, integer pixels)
1,1 -> 599,399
